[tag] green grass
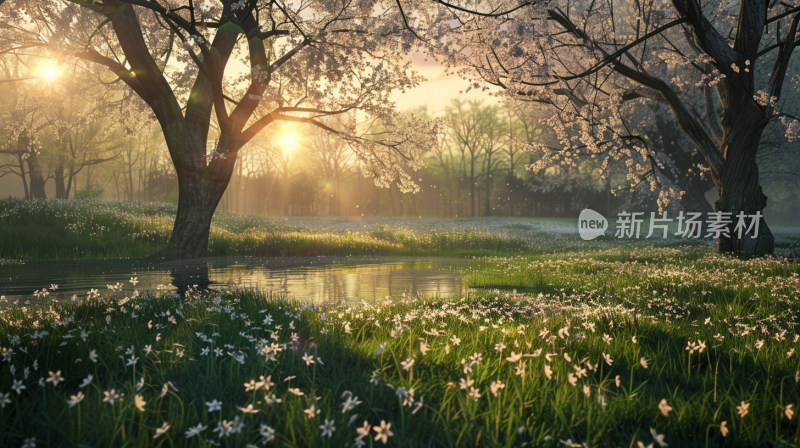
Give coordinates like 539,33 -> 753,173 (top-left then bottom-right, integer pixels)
0,199 -> 530,260
3,198 -> 800,446
1,248 -> 799,446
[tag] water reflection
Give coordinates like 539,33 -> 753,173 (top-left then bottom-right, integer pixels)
0,256 -> 465,304
169,261 -> 212,296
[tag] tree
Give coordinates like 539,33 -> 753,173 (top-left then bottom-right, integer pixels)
423,0 -> 800,256
445,99 -> 488,217
308,116 -> 354,216
477,104 -> 504,215
3,0 -> 432,259
0,56 -> 50,199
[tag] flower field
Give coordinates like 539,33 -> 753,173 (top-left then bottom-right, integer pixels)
1,244 -> 799,446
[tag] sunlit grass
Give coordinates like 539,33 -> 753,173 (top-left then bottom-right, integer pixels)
0,199 -> 530,260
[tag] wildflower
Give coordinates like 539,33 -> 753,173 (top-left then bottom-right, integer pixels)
185,423 -> 207,438
400,358 -> 415,370
302,352 -> 315,366
373,420 -> 393,444
420,341 -> 430,355
615,375 -> 621,388
786,404 -> 795,420
260,375 -> 275,390
305,404 -> 321,419
259,424 -> 275,442
506,352 -> 523,362
639,357 -> 649,369
206,399 -> 223,412
720,421 -> 729,437
153,422 -> 170,439
239,404 -> 259,414
21,437 -> 36,448
67,392 -> 85,408
103,390 -> 122,405
89,350 -> 98,363
288,388 -> 304,396
602,353 -> 613,366
46,370 -> 64,387
357,420 -> 371,437
341,393 -> 362,413
11,379 -> 25,395
567,373 -> 577,387
135,394 -> 146,412
737,401 -> 749,418
649,428 -> 667,447
658,399 -> 672,416
490,380 -> 505,396
213,418 -> 237,438
265,394 -> 282,405
544,364 -> 552,379
0,392 -> 10,408
319,418 -> 336,438
374,343 -> 386,355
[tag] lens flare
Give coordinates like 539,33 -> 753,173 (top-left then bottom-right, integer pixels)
37,61 -> 62,81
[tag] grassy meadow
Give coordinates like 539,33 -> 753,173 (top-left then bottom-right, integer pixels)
0,198 -> 534,261
1,199 -> 800,447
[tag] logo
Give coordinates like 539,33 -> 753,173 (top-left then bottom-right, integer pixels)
578,208 -> 608,240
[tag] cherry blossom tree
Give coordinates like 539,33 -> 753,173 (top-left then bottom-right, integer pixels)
1,0 -> 433,259
421,0 -> 800,256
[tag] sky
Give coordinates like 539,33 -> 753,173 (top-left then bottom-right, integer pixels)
393,52 -> 499,114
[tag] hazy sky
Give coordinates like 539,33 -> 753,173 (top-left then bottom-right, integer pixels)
394,53 -> 499,113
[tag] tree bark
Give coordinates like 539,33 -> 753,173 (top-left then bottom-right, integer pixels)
27,154 -> 47,199
714,98 -> 774,256
54,162 -> 66,199
160,145 -> 238,260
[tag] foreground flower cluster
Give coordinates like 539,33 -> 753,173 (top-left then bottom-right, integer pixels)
0,248 -> 799,447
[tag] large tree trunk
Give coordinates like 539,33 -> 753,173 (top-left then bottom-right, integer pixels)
160,147 -> 238,260
715,94 -> 774,256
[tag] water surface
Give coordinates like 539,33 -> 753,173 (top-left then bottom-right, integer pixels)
0,256 -> 465,305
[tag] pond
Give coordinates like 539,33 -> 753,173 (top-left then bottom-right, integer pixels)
0,256 -> 466,305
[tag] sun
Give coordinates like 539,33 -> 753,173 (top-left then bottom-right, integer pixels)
278,128 -> 299,156
36,61 -> 62,81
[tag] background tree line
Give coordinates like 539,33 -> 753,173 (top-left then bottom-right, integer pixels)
3,62 -> 800,223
